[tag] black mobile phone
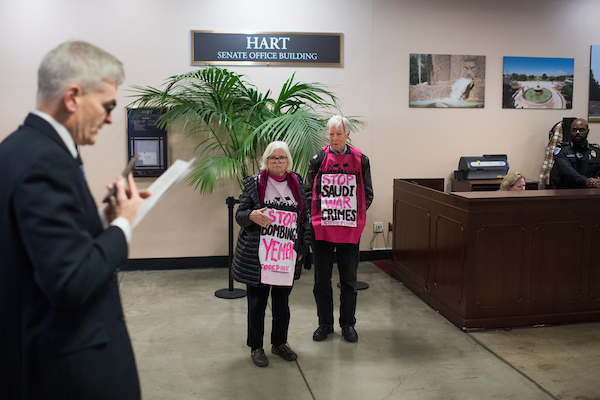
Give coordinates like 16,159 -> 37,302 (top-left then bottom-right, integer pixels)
102,154 -> 140,203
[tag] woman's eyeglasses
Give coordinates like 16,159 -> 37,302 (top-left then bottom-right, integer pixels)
268,156 -> 288,162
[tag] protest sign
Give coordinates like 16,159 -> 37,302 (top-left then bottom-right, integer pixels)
320,173 -> 358,227
259,208 -> 298,286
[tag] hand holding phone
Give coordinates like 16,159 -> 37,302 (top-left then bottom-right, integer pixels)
102,154 -> 140,203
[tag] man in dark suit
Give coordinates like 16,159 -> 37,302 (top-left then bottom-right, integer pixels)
0,41 -> 149,399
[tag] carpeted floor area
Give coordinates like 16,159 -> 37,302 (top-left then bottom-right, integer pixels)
371,258 -> 391,275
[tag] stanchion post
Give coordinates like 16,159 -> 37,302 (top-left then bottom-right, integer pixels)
215,196 -> 246,299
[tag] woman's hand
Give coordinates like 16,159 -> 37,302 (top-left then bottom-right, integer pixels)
249,207 -> 272,228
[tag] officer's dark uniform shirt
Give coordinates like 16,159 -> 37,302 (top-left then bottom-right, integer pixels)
550,141 -> 600,188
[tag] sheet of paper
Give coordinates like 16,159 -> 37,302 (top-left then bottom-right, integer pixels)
132,158 -> 196,228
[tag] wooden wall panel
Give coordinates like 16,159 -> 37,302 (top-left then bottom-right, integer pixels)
531,222 -> 584,304
589,222 -> 600,302
432,215 -> 465,305
393,199 -> 430,286
474,224 -> 525,308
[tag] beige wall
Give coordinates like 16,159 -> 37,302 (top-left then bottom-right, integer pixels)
1,0 -> 598,258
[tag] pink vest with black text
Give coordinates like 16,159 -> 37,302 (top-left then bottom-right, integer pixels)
311,145 -> 366,244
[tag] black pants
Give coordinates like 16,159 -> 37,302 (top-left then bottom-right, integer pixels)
246,284 -> 293,350
312,240 -> 359,329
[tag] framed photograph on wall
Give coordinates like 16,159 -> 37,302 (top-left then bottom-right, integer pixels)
589,46 -> 600,122
409,54 -> 485,108
502,57 -> 573,109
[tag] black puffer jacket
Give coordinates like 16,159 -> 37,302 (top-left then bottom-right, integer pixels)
232,173 -> 311,287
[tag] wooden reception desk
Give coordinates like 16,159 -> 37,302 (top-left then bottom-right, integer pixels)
392,179 -> 600,330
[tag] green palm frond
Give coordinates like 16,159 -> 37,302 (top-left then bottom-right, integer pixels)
273,73 -> 339,114
189,154 -> 246,194
250,110 -> 327,177
128,66 -> 363,194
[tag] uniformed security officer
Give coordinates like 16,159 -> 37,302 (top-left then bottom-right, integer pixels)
550,118 -> 600,188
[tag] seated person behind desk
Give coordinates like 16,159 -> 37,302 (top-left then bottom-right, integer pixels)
500,172 -> 526,191
550,118 -> 600,188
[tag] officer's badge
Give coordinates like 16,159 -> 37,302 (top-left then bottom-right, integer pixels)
592,150 -> 597,158
553,147 -> 561,156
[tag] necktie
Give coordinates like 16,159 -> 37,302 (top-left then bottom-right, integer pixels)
76,154 -> 86,181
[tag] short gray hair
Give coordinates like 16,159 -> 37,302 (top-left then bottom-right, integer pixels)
37,41 -> 124,103
260,141 -> 293,172
327,115 -> 351,135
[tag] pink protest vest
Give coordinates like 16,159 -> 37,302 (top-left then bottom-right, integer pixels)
311,145 -> 366,244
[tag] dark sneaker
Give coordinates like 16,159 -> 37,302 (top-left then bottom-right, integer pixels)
251,348 -> 269,367
271,344 -> 297,361
313,326 -> 334,341
342,326 -> 358,342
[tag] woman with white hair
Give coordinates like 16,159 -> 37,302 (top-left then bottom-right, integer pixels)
232,141 -> 311,367
305,115 -> 373,343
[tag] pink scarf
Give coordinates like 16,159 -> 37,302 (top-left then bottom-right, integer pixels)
258,170 -> 303,221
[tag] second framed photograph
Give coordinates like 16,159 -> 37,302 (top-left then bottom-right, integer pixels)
502,56 -> 574,109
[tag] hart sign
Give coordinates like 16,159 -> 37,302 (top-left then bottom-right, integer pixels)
259,209 -> 298,286
191,31 -> 342,66
320,173 -> 358,227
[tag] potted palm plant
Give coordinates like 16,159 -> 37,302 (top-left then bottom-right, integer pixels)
128,66 -> 362,193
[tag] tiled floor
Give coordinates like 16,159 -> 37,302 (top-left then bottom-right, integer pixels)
119,262 -> 600,400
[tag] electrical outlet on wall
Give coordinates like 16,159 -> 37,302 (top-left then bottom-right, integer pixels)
373,222 -> 384,233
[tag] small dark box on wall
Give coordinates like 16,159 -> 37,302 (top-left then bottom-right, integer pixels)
126,108 -> 168,178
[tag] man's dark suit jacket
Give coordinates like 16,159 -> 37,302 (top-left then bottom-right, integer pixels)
0,114 -> 140,399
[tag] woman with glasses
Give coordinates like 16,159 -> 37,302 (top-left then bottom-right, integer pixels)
232,141 -> 311,367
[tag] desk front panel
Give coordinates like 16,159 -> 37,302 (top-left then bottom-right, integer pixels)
392,179 -> 600,329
